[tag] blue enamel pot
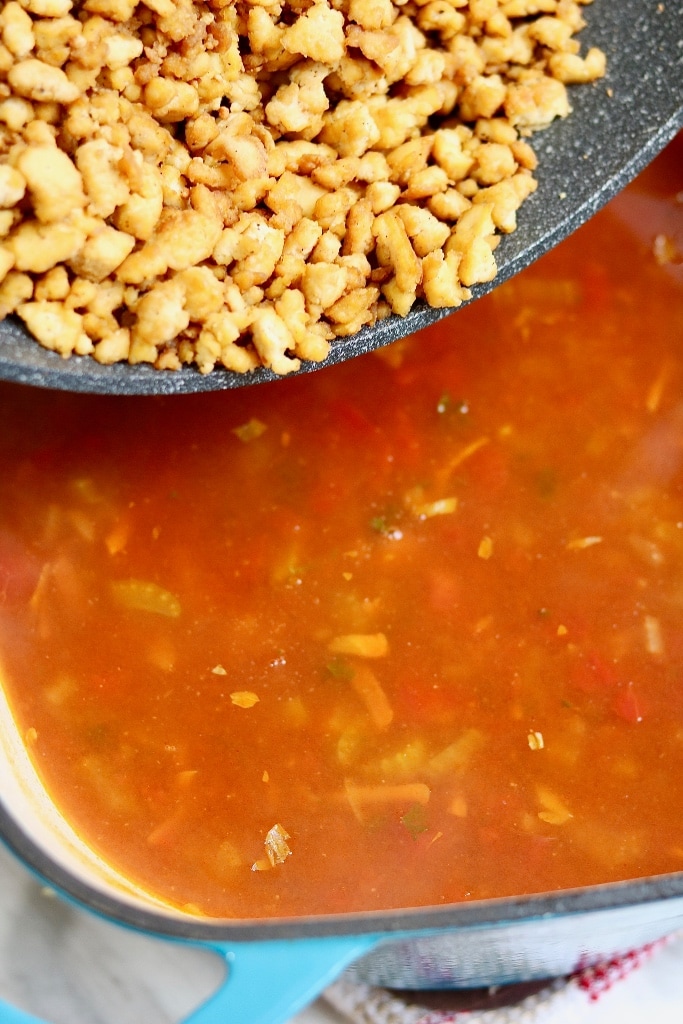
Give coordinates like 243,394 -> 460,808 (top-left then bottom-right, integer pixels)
0,675 -> 683,1024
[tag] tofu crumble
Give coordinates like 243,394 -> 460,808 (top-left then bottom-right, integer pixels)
0,0 -> 605,374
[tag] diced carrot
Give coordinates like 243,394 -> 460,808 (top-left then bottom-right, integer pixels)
447,436 -> 490,474
105,518 -> 130,555
328,633 -> 389,658
344,780 -> 430,824
110,579 -> 181,617
405,486 -> 458,520
428,729 -> 483,776
147,811 -> 186,847
350,663 -> 393,730
536,785 -> 573,825
478,536 -> 494,559
566,536 -> 603,551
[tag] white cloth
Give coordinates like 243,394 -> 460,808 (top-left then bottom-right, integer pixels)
319,935 -> 683,1024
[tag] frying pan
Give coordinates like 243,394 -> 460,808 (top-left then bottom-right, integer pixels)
1,0 -> 683,395
0,651 -> 683,1024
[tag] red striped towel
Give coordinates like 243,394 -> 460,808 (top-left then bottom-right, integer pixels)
323,938 -> 674,1024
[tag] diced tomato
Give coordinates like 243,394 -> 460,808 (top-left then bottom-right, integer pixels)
327,400 -> 398,478
571,652 -> 620,695
613,681 -> 644,724
329,399 -> 376,435
581,261 -> 612,314
466,445 -> 510,496
394,675 -> 462,723
387,409 -> 422,468
308,478 -> 352,516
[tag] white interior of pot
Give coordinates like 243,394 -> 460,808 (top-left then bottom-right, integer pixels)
0,661 -> 183,922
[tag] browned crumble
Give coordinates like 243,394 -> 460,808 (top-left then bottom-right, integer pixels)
0,0 -> 605,374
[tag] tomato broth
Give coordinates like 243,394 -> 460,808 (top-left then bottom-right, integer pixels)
1,138 -> 683,921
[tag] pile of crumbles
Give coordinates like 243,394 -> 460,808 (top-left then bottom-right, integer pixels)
0,0 -> 605,375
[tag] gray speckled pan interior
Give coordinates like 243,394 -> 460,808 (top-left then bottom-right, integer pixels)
1,0 -> 682,395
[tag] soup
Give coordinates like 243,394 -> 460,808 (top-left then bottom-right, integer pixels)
0,137 -> 682,921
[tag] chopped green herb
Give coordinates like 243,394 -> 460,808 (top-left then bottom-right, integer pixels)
370,512 -> 404,538
401,803 -> 429,838
326,658 -> 355,682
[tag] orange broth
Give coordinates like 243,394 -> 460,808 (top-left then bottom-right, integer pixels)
1,137 -> 683,920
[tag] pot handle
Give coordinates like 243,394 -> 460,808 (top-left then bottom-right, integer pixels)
181,934 -> 380,1024
0,934 -> 379,1024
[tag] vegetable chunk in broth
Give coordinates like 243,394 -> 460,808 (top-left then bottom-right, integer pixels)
1,137 -> 683,921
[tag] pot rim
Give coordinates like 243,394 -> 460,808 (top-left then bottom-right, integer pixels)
2,798 -> 683,944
